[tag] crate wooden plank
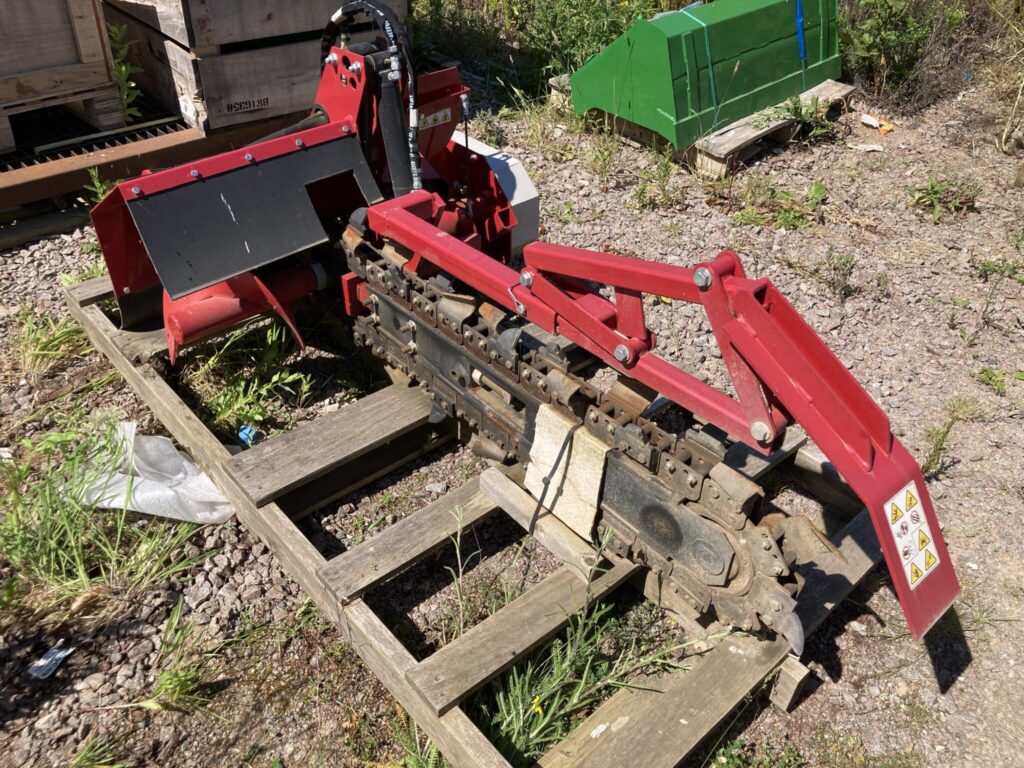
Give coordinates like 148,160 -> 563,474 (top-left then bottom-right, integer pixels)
226,383 -> 433,507
64,273 -> 114,306
1,0 -> 117,104
407,559 -> 639,716
317,478 -> 500,602
539,505 -> 879,768
105,0 -> 408,49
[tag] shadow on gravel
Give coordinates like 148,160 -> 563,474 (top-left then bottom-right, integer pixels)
924,606 -> 972,693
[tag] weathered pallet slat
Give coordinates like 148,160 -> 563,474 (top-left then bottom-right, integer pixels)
227,383 -> 434,507
317,478 -> 500,602
407,559 -> 639,716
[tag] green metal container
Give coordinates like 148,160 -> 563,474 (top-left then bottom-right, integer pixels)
570,0 -> 841,149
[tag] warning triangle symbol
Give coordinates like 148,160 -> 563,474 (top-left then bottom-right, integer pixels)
890,502 -> 903,525
910,562 -> 923,584
905,489 -> 918,511
924,549 -> 937,571
918,529 -> 931,550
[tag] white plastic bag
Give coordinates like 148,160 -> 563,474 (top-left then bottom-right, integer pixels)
83,423 -> 234,525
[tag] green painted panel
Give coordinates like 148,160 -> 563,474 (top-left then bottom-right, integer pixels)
570,0 -> 842,148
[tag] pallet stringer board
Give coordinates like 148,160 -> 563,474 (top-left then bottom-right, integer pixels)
63,282 -> 510,768
67,275 -> 884,768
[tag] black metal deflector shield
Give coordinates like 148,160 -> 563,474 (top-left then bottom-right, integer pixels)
126,136 -> 382,300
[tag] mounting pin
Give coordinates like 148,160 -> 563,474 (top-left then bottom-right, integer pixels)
694,267 -> 713,291
295,138 -> 305,148
190,169 -> 200,178
613,344 -> 631,364
324,53 -> 338,66
519,271 -> 534,288
244,152 -> 254,162
751,421 -> 773,443
131,186 -> 141,195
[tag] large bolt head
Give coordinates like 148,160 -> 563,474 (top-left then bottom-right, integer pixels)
613,344 -> 631,363
751,420 -> 773,443
519,271 -> 534,288
694,267 -> 713,291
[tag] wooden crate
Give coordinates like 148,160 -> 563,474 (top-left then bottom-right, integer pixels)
102,1 -> 407,132
105,0 -> 407,52
65,273 -> 883,768
1,0 -> 126,153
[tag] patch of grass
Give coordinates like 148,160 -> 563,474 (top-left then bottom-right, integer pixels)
631,150 -> 684,210
873,271 -> 892,297
471,590 -> 696,766
0,413 -> 201,613
972,256 -> 1024,285
59,258 -> 108,288
472,107 -> 511,147
975,365 -> 1007,396
730,177 -> 828,229
810,725 -> 921,767
132,597 -> 217,713
920,396 -> 980,477
179,319 -> 311,438
824,248 -> 858,298
840,0 -> 929,96
14,306 -> 90,376
907,174 -> 980,222
711,739 -> 806,768
71,736 -> 128,768
391,707 -> 449,768
587,131 -> 618,180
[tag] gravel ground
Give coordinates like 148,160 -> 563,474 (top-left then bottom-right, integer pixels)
1,75 -> 1023,767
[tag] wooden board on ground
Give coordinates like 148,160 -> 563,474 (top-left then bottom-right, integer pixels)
65,273 -> 883,768
550,75 -> 855,180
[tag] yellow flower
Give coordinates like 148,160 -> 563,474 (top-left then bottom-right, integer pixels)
531,694 -> 543,715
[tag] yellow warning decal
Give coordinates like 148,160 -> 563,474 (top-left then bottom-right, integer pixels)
924,549 -> 937,571
910,562 -> 923,584
890,502 -> 903,525
917,529 -> 931,550
905,489 -> 918,511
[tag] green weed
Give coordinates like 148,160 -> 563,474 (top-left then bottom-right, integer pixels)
84,167 -> 120,204
975,366 -> 1007,396
631,150 -> 683,210
71,736 -> 128,768
133,597 -> 217,713
921,396 -> 980,476
0,414 -> 201,612
840,0 -> 929,96
711,739 -> 806,768
731,177 -> 827,229
874,271 -> 892,297
972,256 -> 1024,285
824,248 -> 858,298
756,95 -> 844,144
14,306 -> 90,376
391,708 -> 449,768
587,132 -> 618,180
59,258 -> 108,288
907,174 -> 980,222
108,23 -> 142,121
179,320 -> 310,437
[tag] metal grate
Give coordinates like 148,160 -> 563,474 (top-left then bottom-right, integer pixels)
1,93 -> 187,173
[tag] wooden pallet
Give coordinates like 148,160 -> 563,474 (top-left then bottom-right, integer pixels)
64,275 -> 883,768
1,0 -> 126,153
102,1 -> 407,132
551,76 -> 856,180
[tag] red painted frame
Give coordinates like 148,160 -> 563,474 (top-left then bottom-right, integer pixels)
367,190 -> 960,640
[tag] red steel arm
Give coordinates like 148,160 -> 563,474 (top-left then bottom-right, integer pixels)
367,191 -> 960,640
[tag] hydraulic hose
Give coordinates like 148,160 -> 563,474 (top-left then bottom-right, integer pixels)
320,1 -> 422,191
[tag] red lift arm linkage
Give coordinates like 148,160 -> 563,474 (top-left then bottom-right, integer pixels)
367,190 -> 961,640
